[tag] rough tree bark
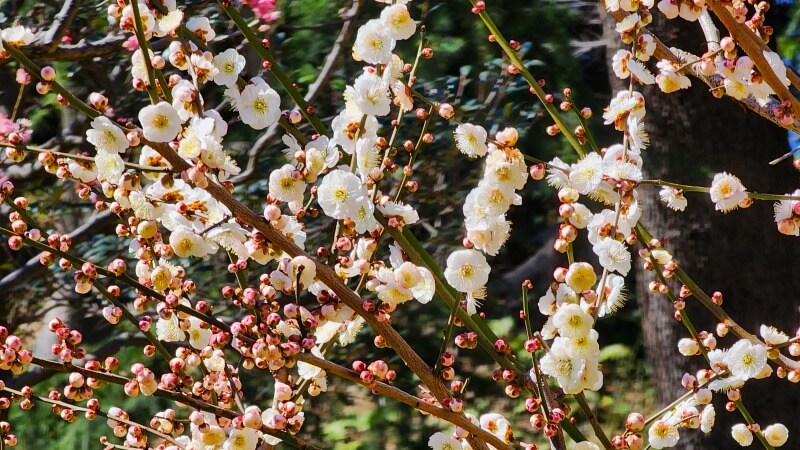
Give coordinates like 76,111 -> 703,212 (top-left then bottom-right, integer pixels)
603,12 -> 800,449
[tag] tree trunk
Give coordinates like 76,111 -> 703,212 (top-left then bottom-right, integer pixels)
603,12 -> 800,449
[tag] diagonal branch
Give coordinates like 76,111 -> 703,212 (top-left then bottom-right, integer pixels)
231,0 -> 362,184
0,211 -> 115,295
297,353 -> 513,450
605,7 -> 800,133
705,0 -> 800,117
42,0 -> 83,53
3,42 -> 495,450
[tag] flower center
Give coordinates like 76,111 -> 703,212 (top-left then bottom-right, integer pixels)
557,359 -> 573,375
460,264 -> 475,279
333,187 -> 348,202
253,97 -> 268,114
153,114 -> 169,129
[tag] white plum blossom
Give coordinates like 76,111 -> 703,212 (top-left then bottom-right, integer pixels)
352,19 -> 394,64
648,420 -> 680,449
593,238 -> 632,275
185,17 -> 216,43
212,48 -> 246,87
724,339 -> 767,380
155,314 -> 185,342
234,78 -> 282,130
95,151 -> 125,183
660,186 -> 688,211
701,405 -> 716,434
454,123 -> 488,158
427,432 -> 462,450
444,249 -> 490,293
380,4 -> 416,41
656,60 -> 691,93
352,72 -> 391,116
377,200 -> 420,225
570,152 -> 604,195
710,172 -> 748,213
86,116 -> 128,154
170,226 -> 211,258
773,190 -> 800,236
317,169 -> 367,219
1,25 -> 35,46
763,423 -> 789,447
552,303 -> 594,338
222,428 -> 258,450
597,274 -> 627,317
731,423 -> 754,447
760,325 -> 789,345
139,101 -> 182,143
187,317 -> 212,350
269,164 -> 306,205
539,337 -> 603,394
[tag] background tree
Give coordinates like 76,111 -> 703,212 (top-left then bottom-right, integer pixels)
604,9 -> 800,449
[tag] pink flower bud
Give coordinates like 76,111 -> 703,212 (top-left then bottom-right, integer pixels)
438,103 -> 455,120
15,68 -> 31,85
720,36 -> 736,53
626,412 -> 645,432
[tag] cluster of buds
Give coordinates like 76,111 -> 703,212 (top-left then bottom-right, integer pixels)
0,328 -> 31,374
73,261 -> 99,294
610,412 -> 645,450
454,331 -> 479,349
529,407 -> 568,438
150,408 -> 185,436
104,405 -> 153,448
124,363 -> 158,397
33,66 -> 56,96
34,234 -> 74,270
0,418 -> 18,447
63,369 -> 96,402
263,386 -> 305,436
772,100 -> 795,128
438,351 -> 456,381
0,112 -> 31,148
744,1 -> 774,42
352,359 -> 396,389
48,318 -> 86,364
233,326 -> 293,373
491,364 -> 522,399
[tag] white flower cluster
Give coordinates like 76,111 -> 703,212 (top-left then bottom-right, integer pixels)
647,399 -> 716,449
427,412 -> 513,450
536,262 -> 604,394
608,0 -> 791,104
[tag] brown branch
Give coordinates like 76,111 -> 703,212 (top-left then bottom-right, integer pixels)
5,333 -> 144,390
15,34 -> 128,62
605,7 -> 800,133
0,211 -> 115,295
706,0 -> 800,117
231,0 -> 362,184
22,357 -> 320,449
141,140 -> 491,450
9,39 -> 490,450
42,0 -> 83,53
296,353 -> 514,450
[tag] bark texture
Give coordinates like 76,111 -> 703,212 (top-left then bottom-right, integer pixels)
603,11 -> 800,449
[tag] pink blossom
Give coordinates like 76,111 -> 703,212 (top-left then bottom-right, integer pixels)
0,114 -> 32,143
248,0 -> 280,23
122,35 -> 139,51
